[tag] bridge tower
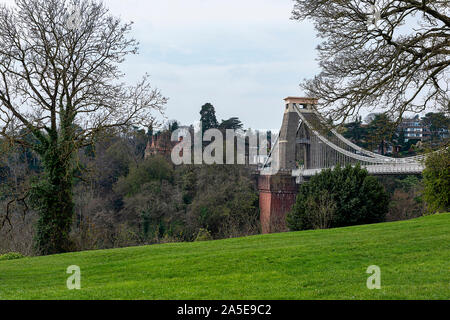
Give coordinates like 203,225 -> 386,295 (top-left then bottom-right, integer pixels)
259,96 -> 424,234
258,97 -> 318,234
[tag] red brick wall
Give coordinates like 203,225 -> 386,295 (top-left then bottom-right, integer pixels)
258,174 -> 298,234
259,191 -> 272,234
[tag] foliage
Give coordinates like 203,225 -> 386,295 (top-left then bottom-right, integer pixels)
1,126 -> 263,254
0,252 -> 24,261
375,176 -> 425,222
365,113 -> 396,154
113,156 -> 182,243
422,113 -> 450,143
423,148 -> 450,213
219,117 -> 244,130
89,138 -> 134,192
200,103 -> 219,132
395,176 -> 423,193
343,112 -> 449,157
194,228 -> 213,242
25,140 -> 78,255
177,166 -> 197,205
343,117 -> 368,148
344,113 -> 398,154
387,189 -> 425,222
167,121 -> 180,133
305,191 -> 336,230
113,157 -> 259,243
115,156 -> 174,197
188,165 -> 259,239
287,164 -> 389,231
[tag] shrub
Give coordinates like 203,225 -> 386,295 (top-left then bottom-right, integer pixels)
287,164 -> 389,231
387,189 -> 425,222
115,155 -> 174,197
305,191 -> 337,230
423,148 -> 450,213
195,228 -> 213,242
0,252 -> 25,261
188,165 -> 259,239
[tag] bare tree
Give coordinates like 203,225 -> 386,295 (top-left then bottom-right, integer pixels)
306,191 -> 336,230
0,0 -> 166,254
292,0 -> 449,123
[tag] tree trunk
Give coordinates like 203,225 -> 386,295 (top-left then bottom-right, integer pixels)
31,141 -> 75,255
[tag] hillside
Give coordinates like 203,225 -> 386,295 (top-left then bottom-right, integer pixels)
0,214 -> 449,300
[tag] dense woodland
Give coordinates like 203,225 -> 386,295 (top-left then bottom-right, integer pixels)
0,135 -> 261,254
0,104 -> 261,255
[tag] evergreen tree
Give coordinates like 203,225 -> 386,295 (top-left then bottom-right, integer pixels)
366,114 -> 396,154
422,113 -> 450,143
343,116 -> 368,148
287,164 -> 389,231
423,148 -> 450,213
219,117 -> 244,130
200,103 -> 219,132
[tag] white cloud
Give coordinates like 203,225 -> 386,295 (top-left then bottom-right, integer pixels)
106,0 -> 294,27
1,0 -> 321,129
125,58 -> 318,130
107,0 -> 320,129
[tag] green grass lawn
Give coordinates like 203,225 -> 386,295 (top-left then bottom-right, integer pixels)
0,214 -> 449,300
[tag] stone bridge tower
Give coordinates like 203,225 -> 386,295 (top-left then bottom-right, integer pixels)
258,97 -> 318,234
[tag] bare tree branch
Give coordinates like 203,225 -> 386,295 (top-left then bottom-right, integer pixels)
292,0 -> 449,123
0,0 -> 167,155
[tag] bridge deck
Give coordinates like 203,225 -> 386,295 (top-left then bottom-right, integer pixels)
292,163 -> 425,178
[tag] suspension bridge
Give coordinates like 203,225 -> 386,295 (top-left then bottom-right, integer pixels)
258,97 -> 426,234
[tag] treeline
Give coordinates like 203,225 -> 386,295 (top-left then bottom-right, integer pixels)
1,102 -> 448,256
0,104 -> 260,255
0,128 -> 260,255
342,112 -> 449,156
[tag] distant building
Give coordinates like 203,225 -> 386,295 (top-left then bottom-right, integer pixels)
144,126 -> 191,159
144,134 -> 172,159
398,114 -> 449,142
398,115 -> 429,142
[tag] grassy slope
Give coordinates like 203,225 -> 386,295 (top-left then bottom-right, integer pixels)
0,214 -> 449,300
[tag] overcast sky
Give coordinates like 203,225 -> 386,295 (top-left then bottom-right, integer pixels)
2,0 -> 320,130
